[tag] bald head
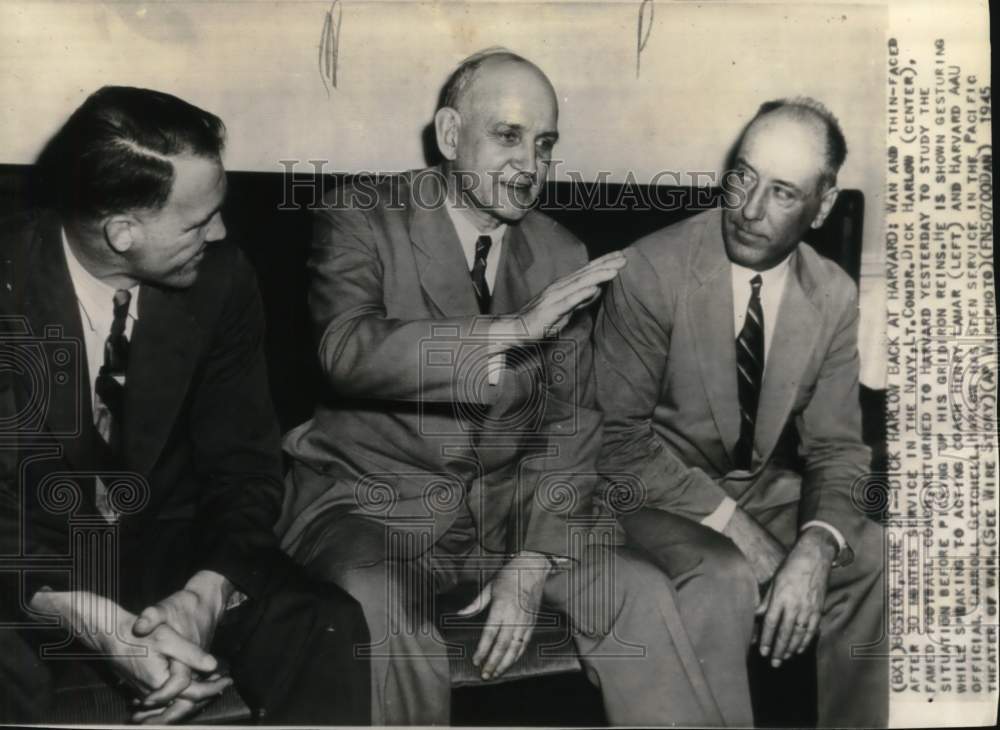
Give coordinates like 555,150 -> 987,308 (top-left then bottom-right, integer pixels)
440,49 -> 557,117
742,97 -> 847,189
434,50 -> 559,229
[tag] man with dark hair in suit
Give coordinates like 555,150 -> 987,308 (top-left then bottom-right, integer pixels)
278,48 -> 752,725
0,86 -> 370,725
594,97 -> 887,727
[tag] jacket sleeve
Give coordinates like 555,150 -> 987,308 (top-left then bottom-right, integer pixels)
308,204 -> 502,405
187,252 -> 286,599
594,246 -> 731,521
795,282 -> 871,542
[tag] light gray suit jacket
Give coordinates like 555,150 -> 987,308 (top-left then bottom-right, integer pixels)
278,170 -> 605,564
595,208 -> 871,543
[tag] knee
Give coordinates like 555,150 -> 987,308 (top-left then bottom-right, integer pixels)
844,519 -> 885,588
309,581 -> 372,647
690,538 -> 757,617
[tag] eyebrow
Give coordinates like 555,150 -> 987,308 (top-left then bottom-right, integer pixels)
494,122 -> 560,143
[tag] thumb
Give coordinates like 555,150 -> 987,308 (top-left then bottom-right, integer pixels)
133,605 -> 166,636
457,583 -> 493,616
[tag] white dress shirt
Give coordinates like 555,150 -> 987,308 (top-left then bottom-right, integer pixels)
61,230 -> 139,408
701,254 -> 847,557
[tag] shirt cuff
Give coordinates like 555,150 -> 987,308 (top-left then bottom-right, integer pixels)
700,496 -> 738,532
800,520 -> 848,554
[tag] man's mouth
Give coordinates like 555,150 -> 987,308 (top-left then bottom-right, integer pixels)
733,222 -> 767,243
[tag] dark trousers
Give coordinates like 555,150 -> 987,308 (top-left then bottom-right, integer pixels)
0,560 -> 371,725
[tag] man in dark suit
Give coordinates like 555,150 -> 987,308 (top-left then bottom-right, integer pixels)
0,86 -> 370,725
594,98 -> 887,727
278,49 -> 751,725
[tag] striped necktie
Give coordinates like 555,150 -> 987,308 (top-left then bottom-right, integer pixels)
470,234 -> 492,314
94,289 -> 131,459
734,275 -> 763,470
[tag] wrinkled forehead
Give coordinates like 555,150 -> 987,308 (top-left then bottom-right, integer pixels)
738,112 -> 828,188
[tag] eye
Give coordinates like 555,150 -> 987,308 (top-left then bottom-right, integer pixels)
496,129 -> 520,145
772,186 -> 796,202
536,138 -> 555,154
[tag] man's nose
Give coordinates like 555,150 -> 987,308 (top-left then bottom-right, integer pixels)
511,141 -> 537,175
206,213 -> 227,242
742,181 -> 766,222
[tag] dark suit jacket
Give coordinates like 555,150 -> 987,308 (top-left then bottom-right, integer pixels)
278,169 -> 605,563
595,208 -> 871,543
0,210 -> 286,617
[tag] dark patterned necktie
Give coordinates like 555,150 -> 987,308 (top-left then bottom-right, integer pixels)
94,289 -> 131,460
734,275 -> 764,470
470,235 -> 492,314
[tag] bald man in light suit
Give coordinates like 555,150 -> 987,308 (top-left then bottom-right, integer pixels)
278,49 -> 752,726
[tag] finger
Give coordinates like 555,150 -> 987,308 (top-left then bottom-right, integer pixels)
142,660 -> 192,707
551,257 -> 626,295
559,252 -> 626,284
177,675 -> 233,702
481,625 -> 517,680
758,600 -> 783,657
473,620 -> 500,668
457,583 -> 492,616
133,605 -> 167,637
770,610 -> 798,666
782,619 -> 809,661
795,613 -> 821,655
131,705 -> 168,723
149,626 -> 218,675
143,697 -> 208,725
587,251 -> 627,267
549,285 -> 601,319
494,630 -> 530,678
176,677 -> 230,703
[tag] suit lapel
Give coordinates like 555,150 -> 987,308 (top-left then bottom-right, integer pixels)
687,215 -> 741,463
408,173 -> 481,317
22,215 -> 97,470
754,250 -> 822,460
123,283 -> 204,476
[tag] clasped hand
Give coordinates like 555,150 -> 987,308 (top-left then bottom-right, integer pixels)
39,571 -> 234,724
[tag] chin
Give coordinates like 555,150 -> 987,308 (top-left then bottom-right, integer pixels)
159,268 -> 201,289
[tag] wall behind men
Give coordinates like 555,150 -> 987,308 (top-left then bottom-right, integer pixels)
0,0 -> 887,382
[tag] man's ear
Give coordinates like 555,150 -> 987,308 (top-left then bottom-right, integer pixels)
434,107 -> 461,161
103,215 -> 140,254
810,185 -> 839,229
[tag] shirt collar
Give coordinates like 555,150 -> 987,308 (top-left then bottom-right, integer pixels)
730,252 -> 792,294
444,196 -> 507,252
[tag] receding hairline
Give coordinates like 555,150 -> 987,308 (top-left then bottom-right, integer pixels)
742,107 -> 836,189
441,49 -> 556,113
